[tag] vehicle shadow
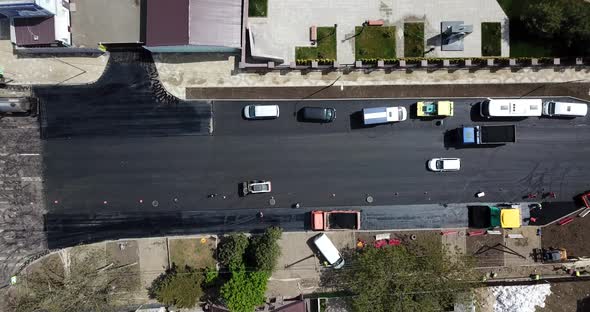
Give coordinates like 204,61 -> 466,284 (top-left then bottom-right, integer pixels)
349,110 -> 377,130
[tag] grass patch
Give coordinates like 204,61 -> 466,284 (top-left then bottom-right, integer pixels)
355,26 -> 396,60
169,237 -> 216,270
481,22 -> 502,56
295,27 -> 337,61
248,0 -> 267,17
404,23 -> 424,57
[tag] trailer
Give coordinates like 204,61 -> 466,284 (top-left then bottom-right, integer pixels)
311,210 -> 361,231
362,106 -> 407,125
459,125 -> 516,145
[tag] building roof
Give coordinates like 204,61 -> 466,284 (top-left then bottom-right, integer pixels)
145,0 -> 189,46
13,16 -> 55,45
145,0 -> 242,49
188,0 -> 242,48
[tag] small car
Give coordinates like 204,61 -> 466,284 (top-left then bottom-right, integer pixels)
243,105 -> 280,119
300,107 -> 336,122
241,180 -> 272,196
427,158 -> 461,172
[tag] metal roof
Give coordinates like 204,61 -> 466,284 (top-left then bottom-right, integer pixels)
13,16 -> 55,46
188,0 -> 242,48
145,0 -> 189,46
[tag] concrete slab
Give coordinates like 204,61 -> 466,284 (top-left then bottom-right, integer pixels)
138,238 -> 169,291
0,40 -> 108,85
268,231 -> 355,298
70,0 -> 141,47
503,226 -> 541,266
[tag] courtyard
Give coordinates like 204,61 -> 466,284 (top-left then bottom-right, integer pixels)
248,0 -> 509,64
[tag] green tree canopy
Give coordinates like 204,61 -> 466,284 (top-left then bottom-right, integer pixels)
337,238 -> 479,312
148,265 -> 204,309
520,0 -> 590,52
248,226 -> 282,273
218,233 -> 250,270
220,267 -> 269,312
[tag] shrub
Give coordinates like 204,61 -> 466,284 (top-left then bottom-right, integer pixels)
148,265 -> 204,308
221,268 -> 269,312
218,233 -> 249,270
248,226 -> 283,273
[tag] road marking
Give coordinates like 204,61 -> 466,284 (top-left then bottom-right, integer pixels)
18,153 -> 41,156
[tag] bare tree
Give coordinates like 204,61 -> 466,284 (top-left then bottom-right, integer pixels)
7,248 -> 137,312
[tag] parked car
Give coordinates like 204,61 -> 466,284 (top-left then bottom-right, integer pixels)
427,158 -> 461,172
243,104 -> 280,119
300,107 -> 336,122
241,180 -> 272,195
542,101 -> 587,117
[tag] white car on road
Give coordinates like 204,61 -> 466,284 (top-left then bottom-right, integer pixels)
428,158 -> 461,172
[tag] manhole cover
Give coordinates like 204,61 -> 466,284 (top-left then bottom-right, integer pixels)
152,200 -> 159,207
269,197 -> 276,206
366,195 -> 374,203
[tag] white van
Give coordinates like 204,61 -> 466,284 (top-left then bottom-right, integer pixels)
362,106 -> 407,125
542,101 -> 588,117
243,104 -> 280,119
313,233 -> 344,269
481,98 -> 542,118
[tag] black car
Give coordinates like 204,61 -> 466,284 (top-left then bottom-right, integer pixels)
300,107 -> 336,122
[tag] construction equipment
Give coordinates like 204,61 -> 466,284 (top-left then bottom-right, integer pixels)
417,101 -> 454,117
468,204 -> 521,229
311,210 -> 361,231
534,248 -> 568,263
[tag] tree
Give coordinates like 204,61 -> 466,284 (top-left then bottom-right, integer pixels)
521,0 -> 564,39
220,267 -> 268,312
148,265 -> 204,309
7,248 -> 136,312
218,233 -> 249,270
337,238 -> 479,312
248,226 -> 282,272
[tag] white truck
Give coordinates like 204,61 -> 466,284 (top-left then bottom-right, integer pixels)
362,106 -> 407,125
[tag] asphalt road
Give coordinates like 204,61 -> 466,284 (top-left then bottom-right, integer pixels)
42,97 -> 590,214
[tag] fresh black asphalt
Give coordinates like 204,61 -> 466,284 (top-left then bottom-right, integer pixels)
34,52 -> 590,247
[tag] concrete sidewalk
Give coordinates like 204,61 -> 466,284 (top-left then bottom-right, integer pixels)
0,40 -> 108,85
153,53 -> 590,100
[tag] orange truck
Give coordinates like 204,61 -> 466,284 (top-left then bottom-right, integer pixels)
311,210 -> 361,231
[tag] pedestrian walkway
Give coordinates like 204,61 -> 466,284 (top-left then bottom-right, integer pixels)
0,40 -> 108,85
154,54 -> 590,99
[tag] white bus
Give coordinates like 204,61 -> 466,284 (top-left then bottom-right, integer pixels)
480,98 -> 542,118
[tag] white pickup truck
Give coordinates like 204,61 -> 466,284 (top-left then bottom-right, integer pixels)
241,180 -> 272,196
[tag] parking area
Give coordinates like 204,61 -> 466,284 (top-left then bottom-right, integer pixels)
249,0 -> 508,64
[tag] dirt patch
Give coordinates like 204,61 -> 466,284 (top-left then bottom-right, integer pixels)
466,234 -> 505,267
356,230 -> 442,248
542,217 -> 590,258
105,240 -> 140,291
169,237 -> 216,270
537,281 -> 590,312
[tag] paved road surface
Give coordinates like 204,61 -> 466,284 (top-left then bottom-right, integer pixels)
42,97 -> 590,215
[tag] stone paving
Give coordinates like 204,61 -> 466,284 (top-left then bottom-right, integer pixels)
153,53 -> 590,100
249,0 -> 508,64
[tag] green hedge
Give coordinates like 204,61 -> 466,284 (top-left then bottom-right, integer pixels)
404,23 -> 425,57
482,22 -> 502,56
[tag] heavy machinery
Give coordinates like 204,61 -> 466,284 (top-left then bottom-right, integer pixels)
311,210 -> 361,231
417,101 -> 454,117
468,204 -> 521,229
534,248 -> 568,263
